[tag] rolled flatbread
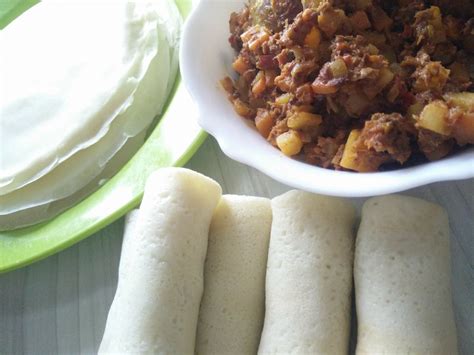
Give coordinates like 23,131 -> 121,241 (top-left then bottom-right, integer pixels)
258,190 -> 356,355
354,195 -> 458,355
99,168 -> 222,355
118,210 -> 140,282
196,195 -> 272,355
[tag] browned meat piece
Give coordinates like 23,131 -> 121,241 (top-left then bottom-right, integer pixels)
402,52 -> 450,94
432,42 -> 458,65
229,7 -> 251,51
339,129 -> 392,172
311,60 -> 346,94
295,83 -> 314,105
359,113 -> 414,164
350,11 -> 371,32
417,129 -> 454,160
304,133 -> 346,169
267,118 -> 289,145
280,8 -> 318,46
445,95 -> 474,145
414,6 -> 446,49
249,0 -> 302,32
317,2 -> 351,38
257,54 -> 278,70
413,60 -> 450,93
275,46 -> 319,93
312,35 -> 396,115
449,109 -> 474,145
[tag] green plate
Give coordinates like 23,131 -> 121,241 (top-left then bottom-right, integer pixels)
0,0 -> 206,273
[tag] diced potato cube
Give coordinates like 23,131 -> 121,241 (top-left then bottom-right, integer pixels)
417,101 -> 450,135
386,83 -> 400,103
233,98 -> 253,118
429,6 -> 443,28
232,56 -> 250,75
287,112 -> 322,130
304,27 -> 321,49
318,9 -> 346,37
340,130 -> 374,172
275,93 -> 293,105
407,102 -> 424,120
248,32 -> 270,52
340,130 -> 359,170
452,111 -> 474,145
330,58 -> 348,78
444,92 -> 474,111
276,130 -> 303,156
220,77 -> 234,94
367,44 -> 379,55
312,81 -> 339,94
265,70 -> 277,86
413,62 -> 450,93
377,67 -> 395,89
344,91 -> 370,116
362,67 -> 394,99
255,110 -> 274,138
241,26 -> 270,52
252,71 -> 266,97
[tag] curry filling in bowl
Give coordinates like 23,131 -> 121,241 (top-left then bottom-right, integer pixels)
222,0 -> 474,172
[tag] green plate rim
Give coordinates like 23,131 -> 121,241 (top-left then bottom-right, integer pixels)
0,0 -> 205,273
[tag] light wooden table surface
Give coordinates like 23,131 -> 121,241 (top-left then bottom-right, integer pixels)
1,137 -> 473,355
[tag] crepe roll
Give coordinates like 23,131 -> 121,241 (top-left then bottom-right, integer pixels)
117,210 -> 140,283
196,195 -> 272,355
258,190 -> 356,355
355,195 -> 458,355
99,168 -> 222,355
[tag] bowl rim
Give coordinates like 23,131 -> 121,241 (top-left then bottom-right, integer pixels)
180,0 -> 474,197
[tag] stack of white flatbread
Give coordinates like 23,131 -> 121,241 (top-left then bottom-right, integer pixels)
0,0 -> 181,230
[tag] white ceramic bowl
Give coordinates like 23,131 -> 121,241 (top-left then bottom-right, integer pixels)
180,0 -> 474,197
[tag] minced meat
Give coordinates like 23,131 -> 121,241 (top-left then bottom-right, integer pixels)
223,0 -> 474,172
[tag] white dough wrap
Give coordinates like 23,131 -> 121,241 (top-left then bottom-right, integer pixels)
258,190 -> 356,355
355,195 -> 458,355
99,168 -> 222,355
196,195 -> 272,355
